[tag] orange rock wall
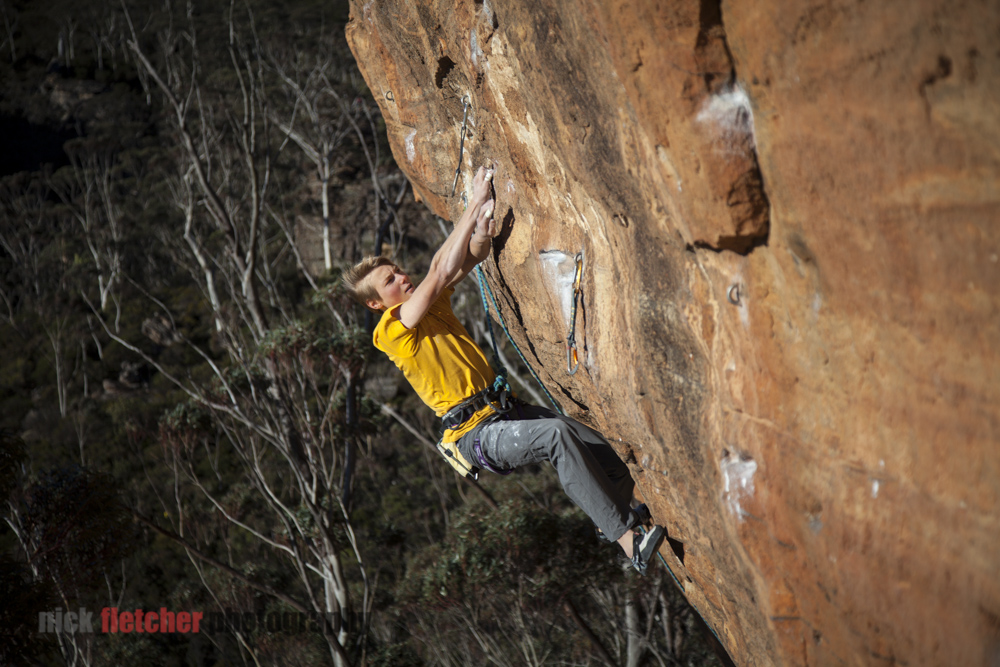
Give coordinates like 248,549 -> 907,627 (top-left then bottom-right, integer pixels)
346,1 -> 1000,665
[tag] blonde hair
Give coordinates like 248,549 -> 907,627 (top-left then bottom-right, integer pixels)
341,256 -> 395,311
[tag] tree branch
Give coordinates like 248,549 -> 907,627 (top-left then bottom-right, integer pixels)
130,509 -> 354,667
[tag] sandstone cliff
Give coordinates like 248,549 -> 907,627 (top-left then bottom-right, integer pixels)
346,1 -> 1000,665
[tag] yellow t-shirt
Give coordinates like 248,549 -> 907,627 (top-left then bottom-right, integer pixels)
373,287 -> 497,443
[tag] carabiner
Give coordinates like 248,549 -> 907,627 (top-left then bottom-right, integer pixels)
571,252 -> 583,293
566,342 -> 580,375
566,252 -> 584,375
451,96 -> 471,197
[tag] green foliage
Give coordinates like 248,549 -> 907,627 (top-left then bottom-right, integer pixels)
259,320 -> 366,366
160,400 -> 212,435
365,641 -> 424,667
19,465 -> 140,595
0,558 -> 57,665
0,430 -> 26,499
401,500 -> 619,608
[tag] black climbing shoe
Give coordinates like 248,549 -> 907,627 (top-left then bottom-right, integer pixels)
631,525 -> 665,576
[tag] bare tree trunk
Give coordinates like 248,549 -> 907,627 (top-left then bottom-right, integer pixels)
176,177 -> 223,331
659,590 -> 675,659
625,593 -> 643,667
321,155 -> 332,271
341,374 -> 357,511
46,320 -> 68,418
0,1 -> 16,62
564,597 -> 619,667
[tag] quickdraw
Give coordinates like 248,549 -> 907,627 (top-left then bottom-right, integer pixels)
566,252 -> 584,374
450,96 -> 470,196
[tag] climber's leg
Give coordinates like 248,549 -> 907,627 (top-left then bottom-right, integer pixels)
458,405 -> 636,541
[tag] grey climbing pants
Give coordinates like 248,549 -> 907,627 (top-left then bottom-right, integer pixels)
456,404 -> 637,541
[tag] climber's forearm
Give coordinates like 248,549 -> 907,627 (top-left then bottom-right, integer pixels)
433,205 -> 481,285
467,230 -> 492,266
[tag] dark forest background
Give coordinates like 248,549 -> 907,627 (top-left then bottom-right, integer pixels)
0,0 -> 724,665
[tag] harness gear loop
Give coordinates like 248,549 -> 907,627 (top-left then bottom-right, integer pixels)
566,252 -> 584,375
450,96 -> 471,196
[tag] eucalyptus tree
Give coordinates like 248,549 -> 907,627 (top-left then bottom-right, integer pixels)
84,5 -> 382,665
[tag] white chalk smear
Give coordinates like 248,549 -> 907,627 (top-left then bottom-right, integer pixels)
470,30 -> 481,67
721,452 -> 757,521
405,129 -> 417,163
696,84 -> 756,154
538,250 -> 576,329
482,0 -> 494,26
871,480 -> 880,498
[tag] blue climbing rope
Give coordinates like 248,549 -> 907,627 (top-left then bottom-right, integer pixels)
474,265 -> 564,415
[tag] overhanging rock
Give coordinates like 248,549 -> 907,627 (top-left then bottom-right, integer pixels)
347,1 -> 1000,665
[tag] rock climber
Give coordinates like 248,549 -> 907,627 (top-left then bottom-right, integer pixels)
341,165 -> 665,574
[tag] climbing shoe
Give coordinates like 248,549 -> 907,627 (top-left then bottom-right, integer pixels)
594,504 -> 652,543
630,525 -> 665,576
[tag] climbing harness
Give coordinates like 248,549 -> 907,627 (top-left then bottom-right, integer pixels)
473,437 -> 514,476
450,96 -> 470,196
440,375 -> 513,432
566,252 -> 584,374
436,364 -> 518,480
436,375 -> 520,480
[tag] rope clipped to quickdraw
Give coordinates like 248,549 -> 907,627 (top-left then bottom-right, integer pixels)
566,252 -> 584,374
450,94 -> 562,415
475,265 -> 564,415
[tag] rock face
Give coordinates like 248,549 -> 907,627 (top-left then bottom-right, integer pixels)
346,1 -> 1000,665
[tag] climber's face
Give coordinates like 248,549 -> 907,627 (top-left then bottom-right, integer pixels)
365,264 -> 415,310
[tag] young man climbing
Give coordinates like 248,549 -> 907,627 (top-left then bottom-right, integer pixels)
342,165 -> 665,574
